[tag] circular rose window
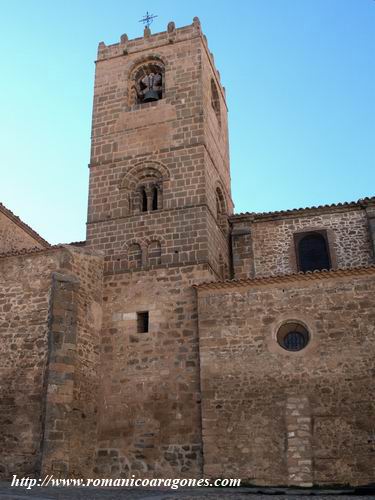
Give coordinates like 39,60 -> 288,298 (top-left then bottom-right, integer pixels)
277,322 -> 309,352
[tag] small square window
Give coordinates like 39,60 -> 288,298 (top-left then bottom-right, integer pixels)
137,311 -> 149,333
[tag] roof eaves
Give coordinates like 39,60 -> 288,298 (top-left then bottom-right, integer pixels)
194,265 -> 375,291
230,196 -> 375,221
0,244 -> 65,260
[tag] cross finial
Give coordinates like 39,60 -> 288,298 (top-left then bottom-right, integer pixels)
139,11 -> 158,29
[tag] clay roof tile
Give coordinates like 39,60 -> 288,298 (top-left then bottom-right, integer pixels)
231,196 -> 375,220
194,265 -> 375,290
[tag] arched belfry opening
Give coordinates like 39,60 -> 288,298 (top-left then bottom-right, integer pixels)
129,59 -> 165,105
215,185 -> 228,232
211,78 -> 221,126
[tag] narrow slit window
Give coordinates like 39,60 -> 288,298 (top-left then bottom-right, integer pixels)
137,311 -> 149,333
141,188 -> 148,212
152,186 -> 158,211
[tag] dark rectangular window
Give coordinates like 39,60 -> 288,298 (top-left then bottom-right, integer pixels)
137,311 -> 149,333
294,230 -> 331,273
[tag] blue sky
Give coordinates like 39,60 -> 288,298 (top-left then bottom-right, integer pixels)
0,0 -> 374,244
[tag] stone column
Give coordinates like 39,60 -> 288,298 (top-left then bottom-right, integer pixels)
285,395 -> 313,487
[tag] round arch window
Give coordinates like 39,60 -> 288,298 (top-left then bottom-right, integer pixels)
130,61 -> 165,105
277,322 -> 309,352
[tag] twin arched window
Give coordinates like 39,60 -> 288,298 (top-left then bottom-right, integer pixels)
138,181 -> 162,213
127,240 -> 161,269
108,240 -> 162,274
119,162 -> 169,217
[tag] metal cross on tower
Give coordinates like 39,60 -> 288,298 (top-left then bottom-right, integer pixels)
139,11 -> 158,29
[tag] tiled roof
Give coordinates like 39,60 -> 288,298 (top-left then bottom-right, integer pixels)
68,240 -> 86,246
0,202 -> 50,248
0,244 -> 64,259
194,265 -> 375,291
231,196 -> 375,220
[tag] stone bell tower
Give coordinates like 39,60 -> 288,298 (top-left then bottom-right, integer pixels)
86,16 -> 232,273
86,18 -> 233,478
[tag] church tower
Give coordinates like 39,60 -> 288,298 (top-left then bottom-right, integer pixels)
87,17 -> 232,273
86,18 -> 232,477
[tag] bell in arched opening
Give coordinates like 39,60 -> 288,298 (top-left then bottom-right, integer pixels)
140,73 -> 162,102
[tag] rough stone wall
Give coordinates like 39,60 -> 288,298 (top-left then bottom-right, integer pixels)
40,271 -> 80,477
95,264 -> 214,478
197,269 -> 375,486
87,183 -> 211,273
201,42 -> 232,277
231,207 -> 373,279
67,250 -> 103,476
0,247 -> 103,479
201,49 -> 232,216
366,205 -> 375,258
231,226 -> 254,280
205,151 -> 231,279
0,251 -> 61,478
206,206 -> 231,280
41,248 -> 103,478
0,211 -> 45,254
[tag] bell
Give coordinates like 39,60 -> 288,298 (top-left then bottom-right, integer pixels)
143,89 -> 160,102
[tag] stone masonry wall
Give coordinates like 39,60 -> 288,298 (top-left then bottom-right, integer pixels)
88,203 -> 231,277
0,246 -> 103,479
67,249 -> 103,476
0,251 -> 60,478
201,50 -> 232,217
95,263 -> 215,479
231,226 -> 253,280
41,247 -> 103,478
0,211 -> 46,254
206,206 -> 231,280
197,269 -> 375,486
231,206 -> 373,279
